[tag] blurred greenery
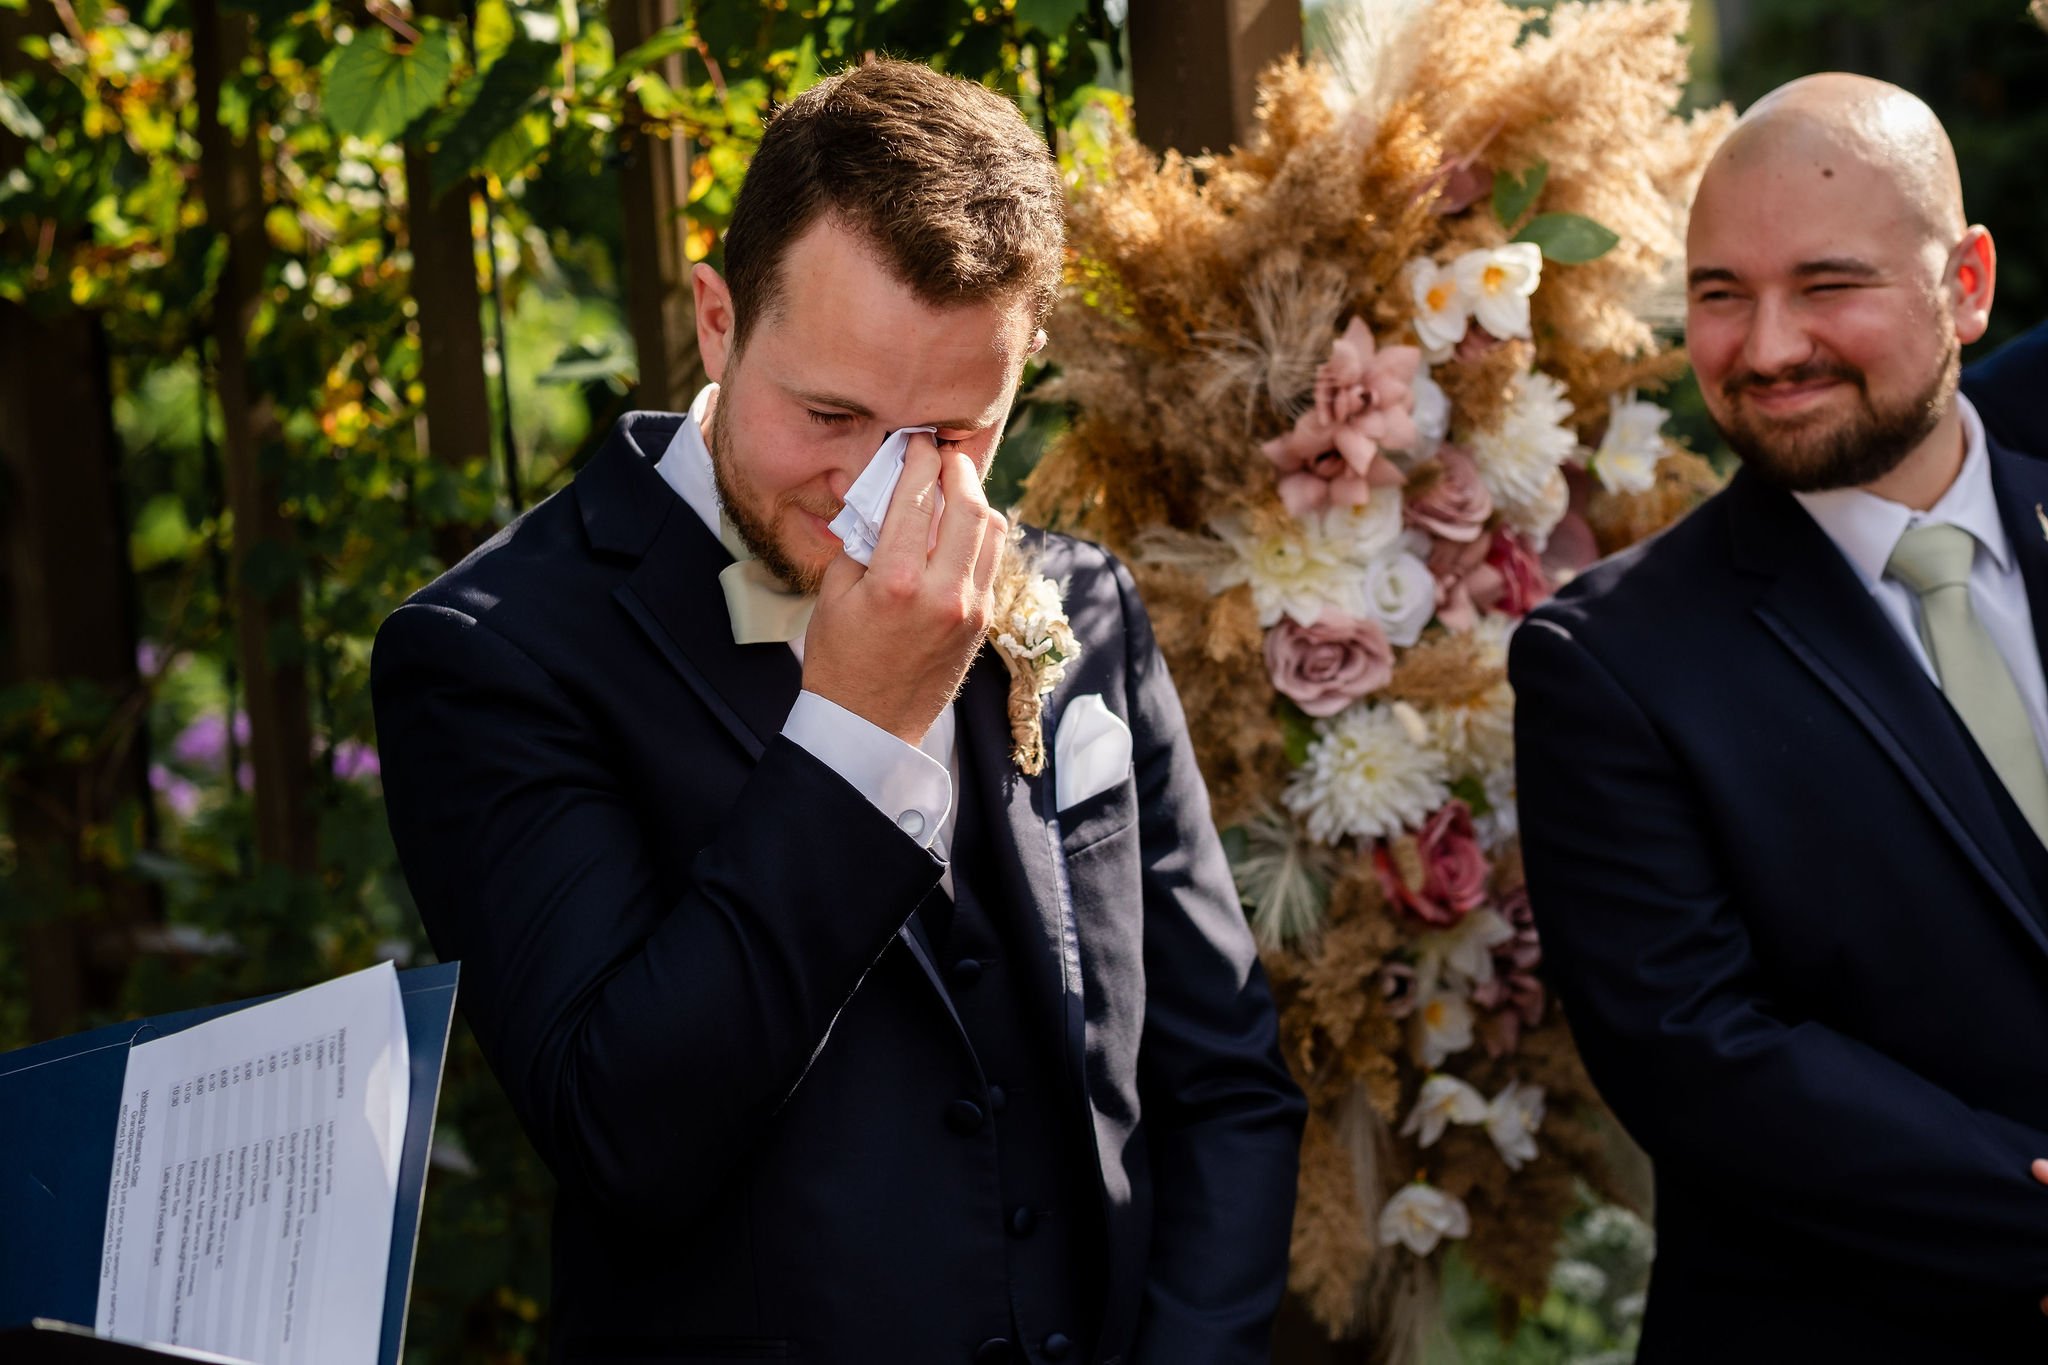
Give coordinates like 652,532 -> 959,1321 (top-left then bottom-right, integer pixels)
3,1 -> 2044,1361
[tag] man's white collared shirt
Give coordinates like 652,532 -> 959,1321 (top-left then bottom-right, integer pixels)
652,385 -> 958,884
1792,393 -> 2048,770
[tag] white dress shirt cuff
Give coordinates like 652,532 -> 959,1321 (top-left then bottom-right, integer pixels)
782,690 -> 952,850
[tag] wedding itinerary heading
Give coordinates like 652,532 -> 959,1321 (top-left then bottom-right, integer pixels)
94,961 -> 411,1364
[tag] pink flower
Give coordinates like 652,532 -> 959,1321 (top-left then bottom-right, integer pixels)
1429,530 -> 1503,633
1264,613 -> 1394,717
1487,530 -> 1551,618
1474,888 -> 1546,1056
1405,446 -> 1494,544
1376,800 -> 1490,926
1262,317 -> 1422,516
1454,328 -> 1504,363
1434,161 -> 1492,216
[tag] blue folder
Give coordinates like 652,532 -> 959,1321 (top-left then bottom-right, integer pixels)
0,962 -> 460,1364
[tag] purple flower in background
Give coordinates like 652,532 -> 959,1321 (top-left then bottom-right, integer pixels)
137,641 -> 165,677
149,763 -> 202,820
236,761 -> 254,792
171,711 -> 251,771
331,740 -> 381,783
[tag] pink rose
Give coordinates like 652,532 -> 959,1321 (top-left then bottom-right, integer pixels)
1262,317 -> 1422,516
1405,446 -> 1494,543
1540,510 -> 1600,582
1375,800 -> 1489,926
1430,530 -> 1503,633
1264,612 -> 1393,717
1487,531 -> 1552,618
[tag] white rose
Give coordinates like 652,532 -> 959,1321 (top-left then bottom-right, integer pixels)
1364,550 -> 1438,647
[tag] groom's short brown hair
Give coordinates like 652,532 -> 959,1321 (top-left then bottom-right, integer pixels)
719,59 -> 1065,351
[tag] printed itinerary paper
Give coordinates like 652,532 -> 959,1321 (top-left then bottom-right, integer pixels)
94,961 -> 410,1364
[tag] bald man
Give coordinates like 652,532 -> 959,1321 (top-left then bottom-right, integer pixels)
1512,74 -> 2048,1361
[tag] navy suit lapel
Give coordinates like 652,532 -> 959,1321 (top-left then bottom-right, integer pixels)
955,649 -> 1089,1092
575,415 -> 802,760
1730,469 -> 2048,957
1988,431 -> 2048,684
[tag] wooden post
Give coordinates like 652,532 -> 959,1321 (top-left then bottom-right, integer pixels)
1127,0 -> 1302,156
0,9 -> 162,1040
193,0 -> 317,874
610,0 -> 701,412
405,0 -> 496,563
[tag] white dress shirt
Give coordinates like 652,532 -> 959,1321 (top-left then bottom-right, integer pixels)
1793,393 -> 2048,770
653,385 -> 958,882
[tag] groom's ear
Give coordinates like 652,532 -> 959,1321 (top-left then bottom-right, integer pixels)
693,263 -> 738,382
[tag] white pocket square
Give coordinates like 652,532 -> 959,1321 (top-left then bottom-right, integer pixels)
1053,693 -> 1132,813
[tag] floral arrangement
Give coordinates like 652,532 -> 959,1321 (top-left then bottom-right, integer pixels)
990,533 -> 1081,774
1025,0 -> 1728,1347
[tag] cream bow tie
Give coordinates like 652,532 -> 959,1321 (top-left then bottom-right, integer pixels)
717,513 -> 813,645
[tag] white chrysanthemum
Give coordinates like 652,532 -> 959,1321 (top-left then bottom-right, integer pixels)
1405,256 -> 1470,356
1400,1074 -> 1489,1148
1284,702 -> 1450,844
1470,371 -> 1578,534
1486,1081 -> 1547,1171
1594,391 -> 1671,495
1319,493 -> 1406,563
1379,1182 -> 1472,1257
1452,243 -> 1542,341
1474,768 -> 1519,850
1431,679 -> 1516,781
1208,516 -> 1368,627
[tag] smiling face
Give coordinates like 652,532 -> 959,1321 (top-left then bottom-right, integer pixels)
1684,79 -> 1993,497
693,216 -> 1037,592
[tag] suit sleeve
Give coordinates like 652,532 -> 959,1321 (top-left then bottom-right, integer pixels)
372,601 -> 943,1222
1511,612 -> 2048,1309
1108,556 -> 1308,1365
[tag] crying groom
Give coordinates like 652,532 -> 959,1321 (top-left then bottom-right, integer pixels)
371,59 -> 1303,1365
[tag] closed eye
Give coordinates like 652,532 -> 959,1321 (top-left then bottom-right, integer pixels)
806,409 -> 856,428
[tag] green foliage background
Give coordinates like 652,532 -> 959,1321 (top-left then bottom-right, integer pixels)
2,1 -> 2044,1360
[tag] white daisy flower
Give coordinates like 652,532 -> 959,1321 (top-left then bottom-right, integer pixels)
1378,1182 -> 1472,1257
1452,242 -> 1543,341
1485,1081 -> 1547,1171
1593,391 -> 1671,495
1405,257 -> 1471,357
1471,371 -> 1578,542
1400,1074 -> 1489,1148
1284,702 -> 1451,844
1208,516 -> 1368,627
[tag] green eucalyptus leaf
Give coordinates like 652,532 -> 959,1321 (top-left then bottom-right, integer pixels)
323,23 -> 457,144
1513,211 -> 1621,264
1490,159 -> 1547,226
1016,0 -> 1088,36
429,40 -> 556,199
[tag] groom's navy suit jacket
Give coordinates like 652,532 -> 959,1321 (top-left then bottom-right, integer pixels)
1511,403 -> 2048,1361
371,413 -> 1304,1365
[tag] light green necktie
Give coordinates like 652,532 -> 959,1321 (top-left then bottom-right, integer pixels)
1886,521 -> 2048,845
717,513 -> 813,645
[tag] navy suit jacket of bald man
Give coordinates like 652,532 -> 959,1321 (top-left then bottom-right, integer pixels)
371,412 -> 1304,1365
1967,321 -> 2048,452
1511,344 -> 2048,1361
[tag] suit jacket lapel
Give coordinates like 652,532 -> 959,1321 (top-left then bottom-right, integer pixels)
955,649 -> 1089,1091
576,414 -> 803,759
1730,469 -> 2048,953
1989,431 -> 2048,683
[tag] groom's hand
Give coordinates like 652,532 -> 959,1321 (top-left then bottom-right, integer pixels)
804,435 -> 1004,746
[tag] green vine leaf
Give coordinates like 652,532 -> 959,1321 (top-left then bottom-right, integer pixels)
429,40 -> 556,199
323,22 -> 458,145
1490,159 -> 1547,227
1016,0 -> 1089,37
1514,211 -> 1621,264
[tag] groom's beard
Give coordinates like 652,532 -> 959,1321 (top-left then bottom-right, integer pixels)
707,408 -> 832,596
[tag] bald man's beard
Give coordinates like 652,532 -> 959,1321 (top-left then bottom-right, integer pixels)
707,408 -> 832,595
1716,341 -> 1959,494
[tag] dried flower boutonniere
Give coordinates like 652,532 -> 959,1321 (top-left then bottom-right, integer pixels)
988,530 -> 1079,775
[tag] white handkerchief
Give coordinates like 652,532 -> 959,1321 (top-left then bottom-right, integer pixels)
1054,693 -> 1133,813
827,426 -> 939,566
